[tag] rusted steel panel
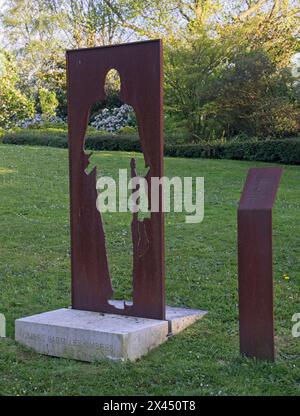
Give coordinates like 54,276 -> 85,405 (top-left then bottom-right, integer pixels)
238,167 -> 282,361
66,40 -> 165,320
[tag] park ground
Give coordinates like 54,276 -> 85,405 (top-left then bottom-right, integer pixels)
0,143 -> 299,396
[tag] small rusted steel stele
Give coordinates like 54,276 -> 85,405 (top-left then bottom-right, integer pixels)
67,40 -> 165,320
238,167 -> 282,361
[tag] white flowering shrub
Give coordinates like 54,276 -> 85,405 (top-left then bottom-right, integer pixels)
17,114 -> 65,129
91,104 -> 136,132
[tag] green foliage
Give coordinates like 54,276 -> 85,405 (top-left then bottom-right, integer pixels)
164,1 -> 300,140
213,51 -> 300,138
116,126 -> 137,135
165,139 -> 300,165
1,1 -> 300,135
2,129 -> 68,147
3,128 -> 300,164
219,5 -> 300,70
20,119 -> 67,130
0,0 -> 150,119
38,88 -> 59,119
165,30 -> 225,141
1,129 -> 140,151
1,1 -> 67,116
165,9 -> 300,140
221,139 -> 300,164
0,50 -> 34,128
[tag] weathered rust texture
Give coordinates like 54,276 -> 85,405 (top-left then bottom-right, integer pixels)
67,40 -> 165,320
238,167 -> 282,361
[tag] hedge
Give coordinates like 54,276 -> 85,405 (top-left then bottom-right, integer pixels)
2,129 -> 300,164
164,140 -> 300,164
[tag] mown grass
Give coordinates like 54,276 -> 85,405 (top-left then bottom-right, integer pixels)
0,143 -> 299,396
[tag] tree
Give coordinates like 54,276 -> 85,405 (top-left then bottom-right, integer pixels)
164,30 -> 226,140
0,50 -> 34,128
164,0 -> 300,139
1,0 -> 299,135
219,0 -> 300,68
0,0 -> 153,116
214,50 -> 300,138
1,0 -> 66,115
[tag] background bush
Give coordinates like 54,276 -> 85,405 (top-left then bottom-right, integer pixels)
2,128 -> 300,165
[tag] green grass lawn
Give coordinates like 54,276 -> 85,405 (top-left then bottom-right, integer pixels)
0,143 -> 299,396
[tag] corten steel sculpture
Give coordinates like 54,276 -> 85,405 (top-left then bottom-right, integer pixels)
238,167 -> 282,361
67,40 -> 165,320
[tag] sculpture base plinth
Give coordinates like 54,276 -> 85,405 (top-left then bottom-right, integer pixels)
15,306 -> 207,362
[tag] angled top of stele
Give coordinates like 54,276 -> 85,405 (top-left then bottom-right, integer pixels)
239,167 -> 283,211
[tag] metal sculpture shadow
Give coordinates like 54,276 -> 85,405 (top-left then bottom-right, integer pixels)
67,40 -> 165,320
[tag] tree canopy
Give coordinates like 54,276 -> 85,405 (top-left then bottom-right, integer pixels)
0,0 -> 299,137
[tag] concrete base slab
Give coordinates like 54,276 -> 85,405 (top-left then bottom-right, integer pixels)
166,306 -> 207,335
15,308 -> 168,362
106,300 -> 207,335
15,305 -> 207,362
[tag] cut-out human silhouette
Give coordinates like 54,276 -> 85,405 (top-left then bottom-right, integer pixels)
84,69 -> 150,307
